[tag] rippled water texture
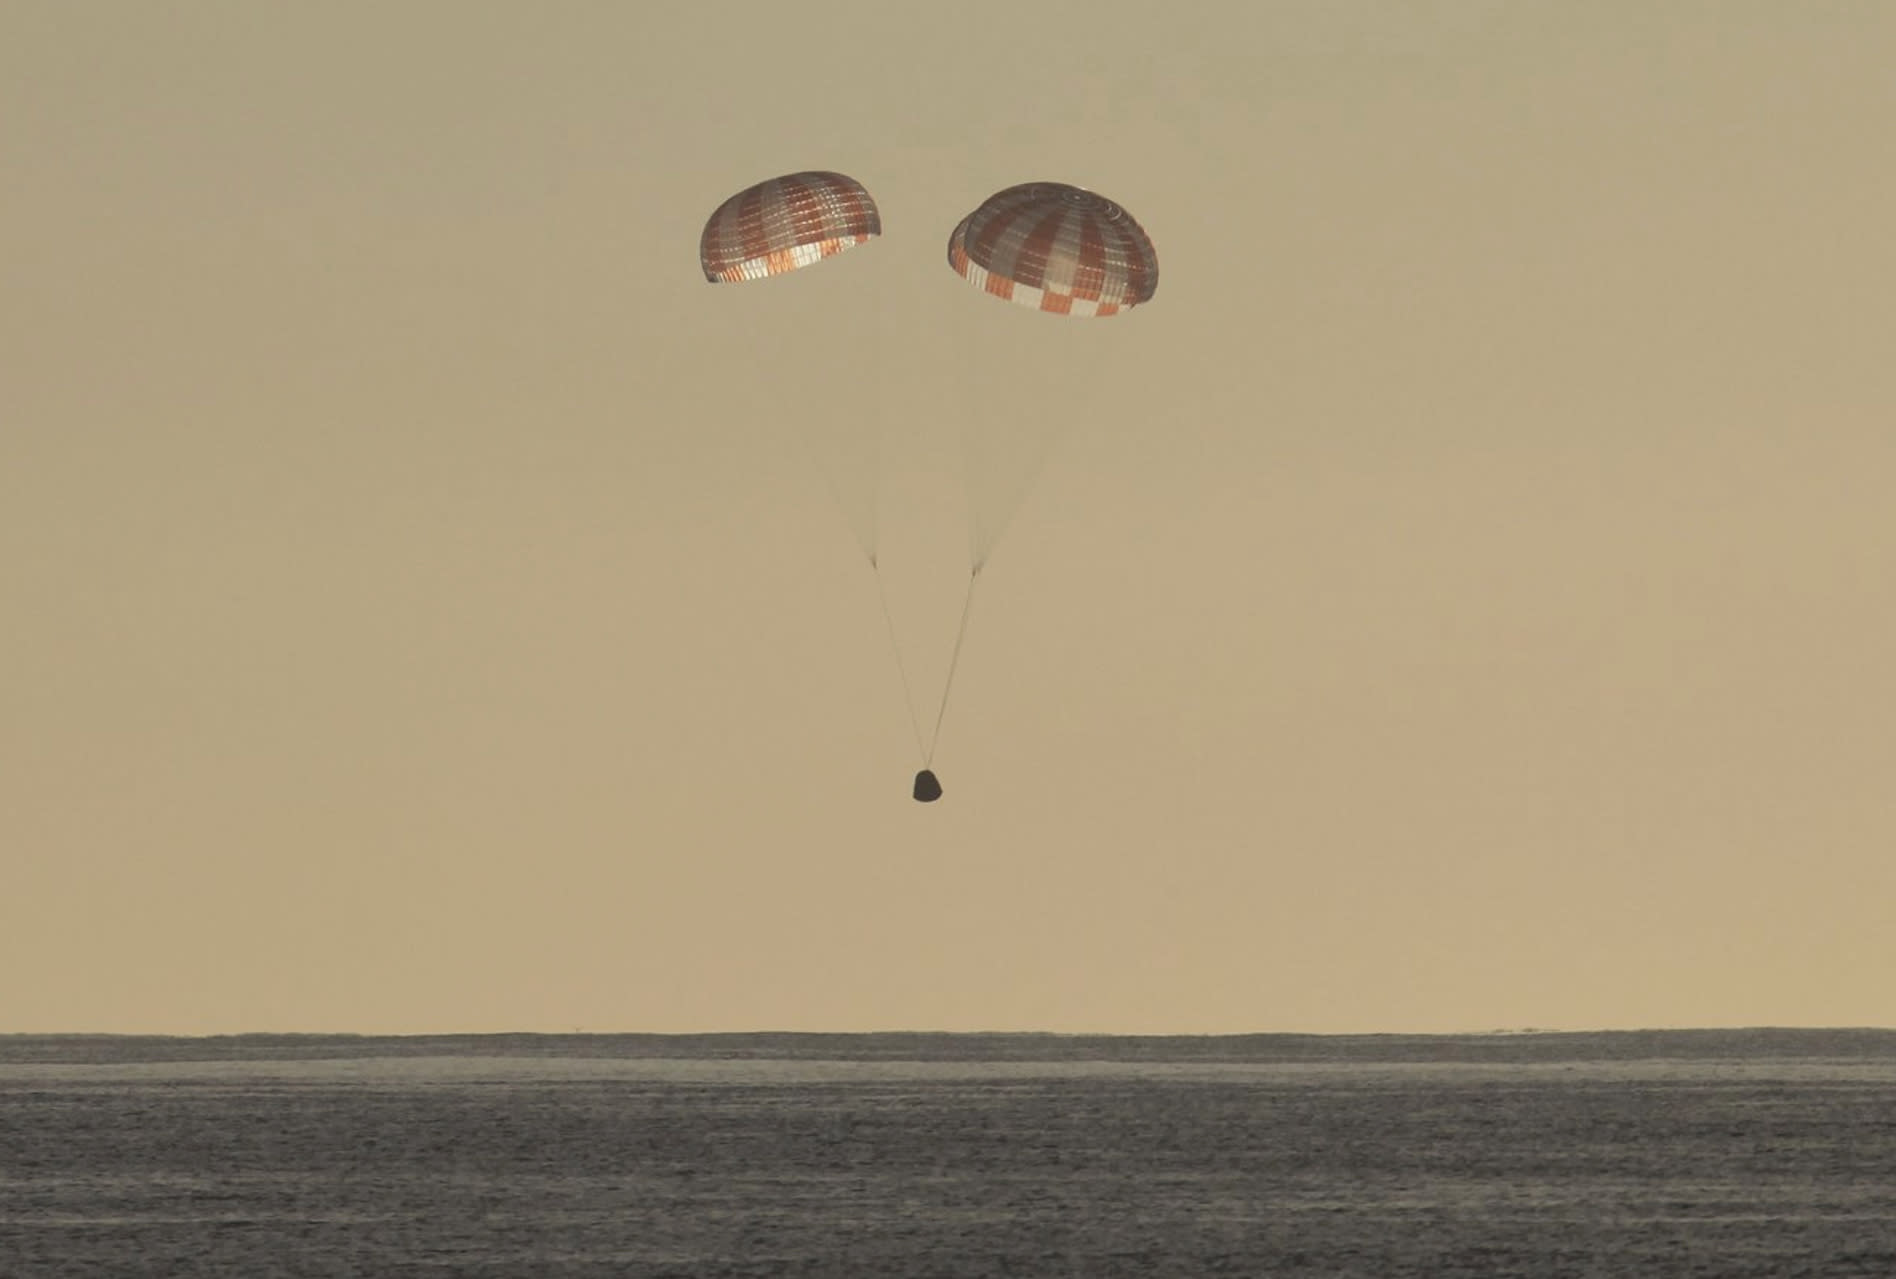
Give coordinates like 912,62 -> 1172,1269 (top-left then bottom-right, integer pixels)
3,1031 -> 1894,1276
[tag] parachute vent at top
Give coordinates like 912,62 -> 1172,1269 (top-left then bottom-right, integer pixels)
947,182 -> 1158,316
700,171 -> 882,283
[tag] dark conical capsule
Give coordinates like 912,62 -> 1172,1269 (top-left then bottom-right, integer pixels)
912,769 -> 942,803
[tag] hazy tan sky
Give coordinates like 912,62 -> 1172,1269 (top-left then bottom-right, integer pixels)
5,2 -> 1894,1035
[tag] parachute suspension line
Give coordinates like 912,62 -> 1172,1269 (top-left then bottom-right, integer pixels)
865,263 -> 894,559
864,275 -> 929,761
872,560 -> 929,764
924,567 -> 982,766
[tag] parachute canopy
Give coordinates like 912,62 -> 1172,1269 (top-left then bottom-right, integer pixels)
947,182 -> 1158,316
700,171 -> 881,283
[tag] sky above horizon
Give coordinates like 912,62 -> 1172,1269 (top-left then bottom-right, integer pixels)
5,1 -> 1894,1035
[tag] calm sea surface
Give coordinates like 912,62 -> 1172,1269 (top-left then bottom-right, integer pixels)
3,1031 -> 1893,1276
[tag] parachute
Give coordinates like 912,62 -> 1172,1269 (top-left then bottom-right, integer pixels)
700,171 -> 881,283
943,181 -> 1160,568
947,182 -> 1158,317
700,170 -> 935,799
923,182 -> 1159,800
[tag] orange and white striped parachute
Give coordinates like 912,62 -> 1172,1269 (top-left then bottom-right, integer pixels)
947,182 -> 1158,317
699,171 -> 881,283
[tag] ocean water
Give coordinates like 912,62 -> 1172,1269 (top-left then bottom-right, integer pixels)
2,1031 -> 1894,1277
